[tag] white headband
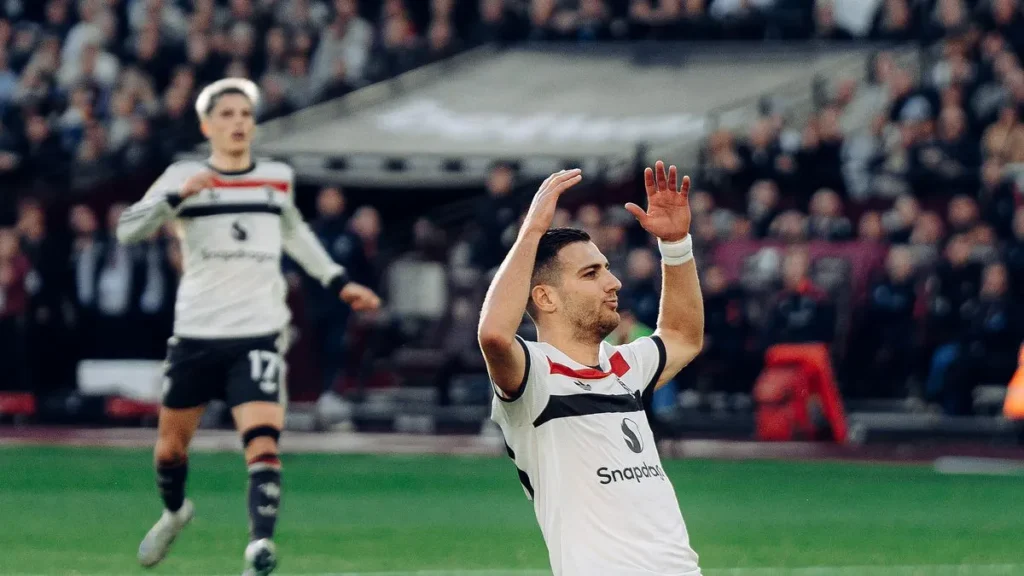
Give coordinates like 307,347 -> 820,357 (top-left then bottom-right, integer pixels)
194,77 -> 260,118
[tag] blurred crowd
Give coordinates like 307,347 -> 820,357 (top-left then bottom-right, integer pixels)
686,1 -> 1024,415
2,0 -> 1024,417
4,0 -> 1019,205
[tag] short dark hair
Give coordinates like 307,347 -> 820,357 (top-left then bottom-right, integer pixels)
526,227 -> 591,318
203,87 -> 251,116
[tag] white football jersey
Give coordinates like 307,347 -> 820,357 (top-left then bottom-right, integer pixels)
491,336 -> 701,576
117,159 -> 345,339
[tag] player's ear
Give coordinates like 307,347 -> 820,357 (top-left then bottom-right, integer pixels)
200,119 -> 211,139
532,284 -> 558,314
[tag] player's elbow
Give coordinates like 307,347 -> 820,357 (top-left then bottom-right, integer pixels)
660,328 -> 703,362
477,328 -> 515,357
115,224 -> 140,245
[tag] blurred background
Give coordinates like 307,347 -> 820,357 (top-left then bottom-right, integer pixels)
4,1 -> 1024,575
2,0 -> 1024,448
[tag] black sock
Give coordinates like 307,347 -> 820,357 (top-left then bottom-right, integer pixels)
156,458 -> 188,513
247,454 -> 282,541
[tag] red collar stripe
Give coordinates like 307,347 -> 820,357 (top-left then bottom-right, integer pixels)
547,352 -> 630,380
211,178 -> 289,193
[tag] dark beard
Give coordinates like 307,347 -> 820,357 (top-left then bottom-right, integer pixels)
573,313 -> 619,345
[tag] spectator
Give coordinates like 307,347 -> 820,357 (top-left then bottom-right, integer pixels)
16,197 -> 66,393
0,46 -> 17,104
710,0 -> 776,41
306,187 -> 372,404
374,2 -> 422,78
474,0 -> 516,45
117,114 -> 160,173
762,248 -> 835,346
0,226 -> 29,390
923,233 -> 981,363
350,205 -> 383,266
67,203 -> 101,357
701,129 -> 745,201
426,14 -> 460,62
982,105 -> 1024,163
852,245 -> 918,397
747,179 -> 781,238
986,0 -> 1024,57
316,58 -> 356,103
0,121 -> 21,212
1006,207 -> 1024,301
21,114 -> 68,192
739,119 -> 779,192
883,194 -> 920,243
807,188 -> 853,241
185,32 -> 225,87
135,226 -> 177,359
57,38 -> 118,91
471,163 -> 520,271
805,107 -> 848,199
70,121 -> 116,192
814,0 -> 855,41
908,210 -> 944,269
978,162 -> 1017,244
870,0 -> 915,42
87,203 -> 142,359
698,264 -> 752,397
619,247 -> 659,329
769,210 -> 809,244
929,262 -> 1021,414
858,211 -> 885,243
946,194 -> 980,236
282,52 -> 317,109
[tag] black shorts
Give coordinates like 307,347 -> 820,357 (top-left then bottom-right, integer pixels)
162,333 -> 286,409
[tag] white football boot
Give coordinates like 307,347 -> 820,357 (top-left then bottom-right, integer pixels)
137,499 -> 195,567
242,538 -> 278,576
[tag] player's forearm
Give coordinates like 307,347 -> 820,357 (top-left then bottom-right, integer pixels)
116,194 -> 181,244
282,226 -> 346,289
657,258 -> 704,350
478,228 -> 542,348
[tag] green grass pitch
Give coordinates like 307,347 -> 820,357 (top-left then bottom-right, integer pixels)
0,447 -> 1021,575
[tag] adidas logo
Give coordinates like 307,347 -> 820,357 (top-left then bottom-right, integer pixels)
258,482 -> 281,499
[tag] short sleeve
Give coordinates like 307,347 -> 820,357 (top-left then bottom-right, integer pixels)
491,336 -> 552,427
615,335 -> 667,393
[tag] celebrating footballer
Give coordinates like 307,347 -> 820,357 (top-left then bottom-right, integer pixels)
479,163 -> 705,576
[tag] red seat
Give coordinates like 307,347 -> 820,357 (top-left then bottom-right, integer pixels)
106,397 -> 160,420
754,344 -> 848,444
0,392 -> 36,416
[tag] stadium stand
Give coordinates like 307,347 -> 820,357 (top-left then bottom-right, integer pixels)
0,0 -> 1022,445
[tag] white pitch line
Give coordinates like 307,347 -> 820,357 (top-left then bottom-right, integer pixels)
9,566 -> 1024,576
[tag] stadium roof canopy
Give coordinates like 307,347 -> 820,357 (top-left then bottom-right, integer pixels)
184,44 -> 875,187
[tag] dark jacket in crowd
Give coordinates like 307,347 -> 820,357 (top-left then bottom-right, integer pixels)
762,280 -> 836,347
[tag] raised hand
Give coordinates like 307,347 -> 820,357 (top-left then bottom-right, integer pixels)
520,169 -> 583,236
625,161 -> 691,243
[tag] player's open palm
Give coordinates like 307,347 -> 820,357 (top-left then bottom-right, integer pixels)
625,161 -> 691,243
340,282 -> 381,311
521,169 -> 583,235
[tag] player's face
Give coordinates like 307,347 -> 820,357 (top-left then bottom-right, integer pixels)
555,241 -> 622,342
203,93 -> 255,157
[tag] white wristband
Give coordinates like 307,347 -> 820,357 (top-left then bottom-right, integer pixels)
658,235 -> 694,266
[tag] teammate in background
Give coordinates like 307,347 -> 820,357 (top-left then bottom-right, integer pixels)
117,78 -> 380,576
478,163 -> 704,575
